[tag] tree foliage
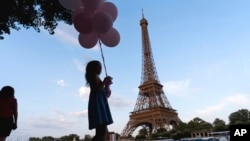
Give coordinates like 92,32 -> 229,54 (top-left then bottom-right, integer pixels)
229,108 -> 250,125
212,118 -> 228,132
187,117 -> 213,131
61,134 -> 80,141
83,134 -> 92,141
41,136 -> 54,141
0,0 -> 72,39
135,127 -> 147,140
29,137 -> 41,141
29,134 -> 81,141
152,128 -> 170,138
169,122 -> 191,140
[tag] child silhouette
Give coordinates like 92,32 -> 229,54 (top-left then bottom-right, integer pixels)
85,60 -> 113,141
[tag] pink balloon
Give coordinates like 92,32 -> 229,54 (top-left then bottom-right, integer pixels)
100,28 -> 120,47
72,8 -> 94,22
93,11 -> 113,34
72,8 -> 84,22
81,0 -> 103,10
78,32 -> 98,49
59,0 -> 83,11
73,12 -> 93,34
98,2 -> 118,21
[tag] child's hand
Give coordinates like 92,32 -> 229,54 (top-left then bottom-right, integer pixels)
104,76 -> 113,85
104,76 -> 112,98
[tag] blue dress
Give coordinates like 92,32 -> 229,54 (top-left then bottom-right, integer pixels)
88,85 -> 113,130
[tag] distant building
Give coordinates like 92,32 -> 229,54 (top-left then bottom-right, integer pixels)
188,131 -> 230,141
107,132 -> 120,141
191,130 -> 211,138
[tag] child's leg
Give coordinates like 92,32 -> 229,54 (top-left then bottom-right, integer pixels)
102,125 -> 108,141
96,125 -> 108,141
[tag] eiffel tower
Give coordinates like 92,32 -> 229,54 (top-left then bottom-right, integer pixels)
120,13 -> 181,138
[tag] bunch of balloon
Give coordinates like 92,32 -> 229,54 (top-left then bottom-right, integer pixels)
59,0 -> 120,48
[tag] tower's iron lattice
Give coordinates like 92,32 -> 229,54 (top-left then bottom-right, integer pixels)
120,14 -> 181,138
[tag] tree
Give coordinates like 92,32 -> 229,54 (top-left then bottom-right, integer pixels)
0,0 -> 72,39
212,118 -> 228,132
41,136 -> 54,141
187,117 -> 212,131
83,134 -> 92,141
151,128 -> 170,139
135,127 -> 147,140
229,109 -> 250,125
171,130 -> 182,140
170,122 -> 191,140
138,127 -> 147,136
29,137 -> 41,141
60,134 -> 80,141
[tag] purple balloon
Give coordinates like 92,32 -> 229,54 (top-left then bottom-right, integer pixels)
81,0 -> 103,10
100,28 -> 120,47
98,2 -> 118,21
72,8 -> 84,22
78,32 -> 98,49
93,11 -> 113,34
73,12 -> 94,34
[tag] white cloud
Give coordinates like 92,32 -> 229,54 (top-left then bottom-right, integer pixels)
57,79 -> 66,87
28,110 -> 88,128
163,80 -> 202,96
54,23 -> 100,50
20,109 -> 89,138
69,110 -> 88,118
74,59 -> 86,72
28,116 -> 75,129
55,28 -> 79,46
224,94 -> 249,105
79,86 -> 90,100
109,94 -> 135,108
191,87 -> 203,93
9,121 -> 33,140
195,93 -> 250,121
10,108 -> 88,139
53,110 -> 88,121
196,103 -> 226,117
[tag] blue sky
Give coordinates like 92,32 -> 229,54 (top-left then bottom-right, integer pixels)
1,0 -> 250,140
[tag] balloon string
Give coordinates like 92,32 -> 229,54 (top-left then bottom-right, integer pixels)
98,40 -> 108,77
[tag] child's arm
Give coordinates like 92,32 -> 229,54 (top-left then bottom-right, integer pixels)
91,75 -> 105,93
91,75 -> 112,93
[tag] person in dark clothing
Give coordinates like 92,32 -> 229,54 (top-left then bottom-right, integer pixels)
0,86 -> 18,141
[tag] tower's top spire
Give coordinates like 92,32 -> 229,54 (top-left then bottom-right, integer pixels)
140,9 -> 148,26
142,9 -> 144,18
139,12 -> 159,85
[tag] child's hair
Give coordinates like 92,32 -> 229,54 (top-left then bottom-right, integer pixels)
85,60 -> 101,85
